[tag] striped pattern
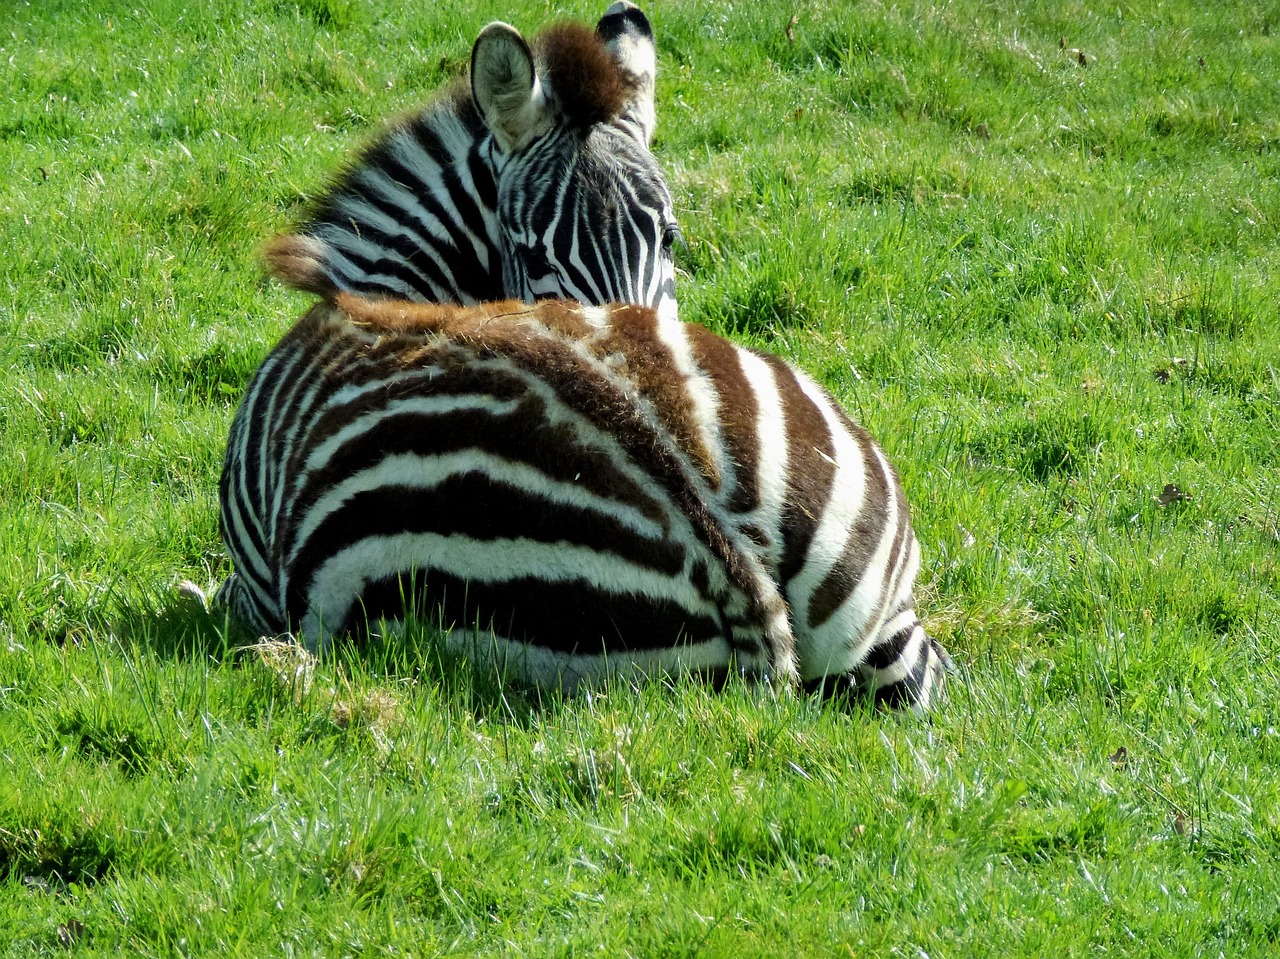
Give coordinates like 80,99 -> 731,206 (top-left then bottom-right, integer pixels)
217,297 -> 949,710
264,4 -> 677,320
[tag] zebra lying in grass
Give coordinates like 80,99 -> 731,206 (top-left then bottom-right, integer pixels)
209,3 -> 947,708
215,295 -> 950,710
265,1 -> 679,320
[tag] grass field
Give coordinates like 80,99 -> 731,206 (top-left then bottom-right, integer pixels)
2,0 -> 1279,954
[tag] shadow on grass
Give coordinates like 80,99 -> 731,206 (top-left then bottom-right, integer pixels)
104,584 -> 250,664
99,582 -> 553,726
100,580 -> 931,729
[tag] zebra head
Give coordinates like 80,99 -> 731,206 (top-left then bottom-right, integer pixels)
264,4 -> 677,316
472,3 -> 679,320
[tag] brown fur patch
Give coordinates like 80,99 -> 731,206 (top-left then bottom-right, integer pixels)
263,234 -> 336,297
335,296 -> 602,356
591,305 -> 720,486
336,293 -> 535,335
534,23 -> 627,129
332,296 -> 723,490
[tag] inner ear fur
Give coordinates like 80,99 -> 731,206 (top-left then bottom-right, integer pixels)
471,22 -> 545,152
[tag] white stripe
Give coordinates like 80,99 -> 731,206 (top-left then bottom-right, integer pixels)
612,190 -> 638,304
847,448 -> 919,665
333,179 -> 459,286
734,349 -> 789,561
558,174 -> 609,306
238,345 -> 306,562
874,610 -> 921,649
314,223 -> 457,303
653,313 -> 724,486
221,482 -> 276,593
787,372 -> 870,625
311,234 -> 433,300
913,644 -> 942,712
579,304 -> 611,331
268,335 -> 363,545
300,531 -> 720,642
385,127 -> 491,270
301,390 -> 513,477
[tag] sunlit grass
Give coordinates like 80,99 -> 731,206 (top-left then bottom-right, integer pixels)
2,0 -> 1278,954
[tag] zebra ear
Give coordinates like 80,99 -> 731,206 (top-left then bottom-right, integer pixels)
472,22 -> 548,152
596,1 -> 657,144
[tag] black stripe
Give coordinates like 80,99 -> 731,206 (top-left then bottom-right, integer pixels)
860,620 -> 916,670
312,209 -> 462,302
686,325 -> 759,512
218,493 -> 275,617
362,134 -> 493,282
222,356 -> 295,574
467,140 -> 498,214
764,355 -> 836,585
298,99 -> 502,302
274,341 -> 367,499
288,471 -> 688,607
596,4 -> 652,43
807,427 -> 891,628
348,567 -> 723,654
870,650 -> 932,709
617,190 -> 646,302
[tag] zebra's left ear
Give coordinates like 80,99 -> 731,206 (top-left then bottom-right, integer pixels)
472,22 -> 549,152
596,2 -> 657,144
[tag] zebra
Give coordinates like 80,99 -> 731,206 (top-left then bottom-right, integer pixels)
264,2 -> 679,320
215,295 -> 950,710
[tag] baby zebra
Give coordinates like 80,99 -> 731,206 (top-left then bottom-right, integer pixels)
267,2 -> 679,319
216,296 -> 949,710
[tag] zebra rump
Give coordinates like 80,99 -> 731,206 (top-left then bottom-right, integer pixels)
264,2 -> 678,317
217,296 -> 949,710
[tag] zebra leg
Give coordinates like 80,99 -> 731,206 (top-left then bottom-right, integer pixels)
211,571 -> 285,643
856,617 -> 949,712
802,619 -> 950,712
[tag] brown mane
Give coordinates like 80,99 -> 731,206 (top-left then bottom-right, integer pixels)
535,23 -> 628,129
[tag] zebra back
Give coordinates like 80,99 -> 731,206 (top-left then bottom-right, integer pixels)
217,296 -> 948,709
264,3 -> 677,317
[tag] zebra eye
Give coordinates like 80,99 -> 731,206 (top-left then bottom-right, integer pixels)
518,242 -> 552,274
661,221 -> 682,251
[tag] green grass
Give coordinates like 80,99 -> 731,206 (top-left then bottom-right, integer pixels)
3,0 -> 1279,954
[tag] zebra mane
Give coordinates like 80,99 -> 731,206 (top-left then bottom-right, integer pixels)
534,23 -> 628,129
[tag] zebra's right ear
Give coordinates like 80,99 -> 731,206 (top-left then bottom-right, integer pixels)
472,22 -> 549,152
595,1 -> 657,144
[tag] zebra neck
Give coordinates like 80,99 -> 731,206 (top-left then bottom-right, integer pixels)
269,84 -> 505,305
